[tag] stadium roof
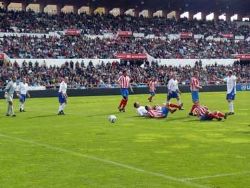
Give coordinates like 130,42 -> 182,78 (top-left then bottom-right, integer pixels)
4,0 -> 250,15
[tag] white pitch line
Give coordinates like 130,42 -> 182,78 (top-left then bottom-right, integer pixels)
0,133 -> 209,188
182,171 -> 250,181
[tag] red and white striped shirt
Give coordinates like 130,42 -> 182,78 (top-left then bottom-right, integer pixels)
118,75 -> 130,88
149,81 -> 157,92
148,107 -> 164,118
193,105 -> 208,116
190,77 -> 200,91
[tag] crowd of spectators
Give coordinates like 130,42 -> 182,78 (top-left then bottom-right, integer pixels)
0,9 -> 249,37
0,9 -> 250,59
0,60 -> 249,90
1,35 -> 250,59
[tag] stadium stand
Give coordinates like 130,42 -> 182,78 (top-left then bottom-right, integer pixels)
0,9 -> 249,59
0,8 -> 249,89
0,60 -> 249,89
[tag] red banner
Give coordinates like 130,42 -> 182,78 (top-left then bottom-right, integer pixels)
65,29 -> 81,36
117,31 -> 133,37
114,53 -> 147,60
0,53 -> 4,60
180,32 -> 193,39
221,33 -> 234,39
235,54 -> 250,60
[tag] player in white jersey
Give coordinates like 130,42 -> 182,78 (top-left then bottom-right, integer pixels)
133,102 -> 148,117
58,77 -> 68,115
4,76 -> 17,117
167,74 -> 184,110
223,70 -> 237,115
17,78 -> 30,112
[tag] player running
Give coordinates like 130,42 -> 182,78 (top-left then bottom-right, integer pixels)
217,70 -> 237,115
189,71 -> 202,115
4,76 -> 17,117
167,74 -> 183,109
191,104 -> 228,121
145,103 -> 182,118
118,70 -> 133,112
148,77 -> 157,102
16,78 -> 30,112
58,77 -> 68,115
133,102 -> 148,117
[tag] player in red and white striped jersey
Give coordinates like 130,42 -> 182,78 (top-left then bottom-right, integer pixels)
148,77 -> 158,102
117,70 -> 133,112
190,77 -> 201,92
146,106 -> 165,118
192,104 -> 228,121
189,71 -> 202,115
145,103 -> 182,118
192,105 -> 208,116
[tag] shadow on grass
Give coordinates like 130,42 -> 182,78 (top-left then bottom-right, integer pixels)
129,116 -> 192,121
235,131 -> 250,134
86,112 -> 120,118
183,119 -> 199,123
129,115 -> 146,118
184,118 -> 226,123
28,114 -> 58,119
166,116 -> 190,122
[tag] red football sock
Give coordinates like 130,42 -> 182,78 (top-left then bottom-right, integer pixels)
208,113 -> 220,119
169,103 -> 179,109
119,99 -> 125,108
190,104 -> 196,113
122,99 -> 128,109
148,96 -> 153,102
216,112 -> 225,118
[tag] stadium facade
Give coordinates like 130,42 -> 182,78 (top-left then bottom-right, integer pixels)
0,0 -> 249,21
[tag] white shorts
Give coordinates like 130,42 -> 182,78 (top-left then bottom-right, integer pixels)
5,94 -> 13,102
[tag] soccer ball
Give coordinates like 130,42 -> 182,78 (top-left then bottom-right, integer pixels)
108,115 -> 117,123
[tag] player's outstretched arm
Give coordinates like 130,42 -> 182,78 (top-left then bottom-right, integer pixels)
130,84 -> 134,93
27,91 -> 31,98
214,76 -> 225,83
177,88 -> 182,95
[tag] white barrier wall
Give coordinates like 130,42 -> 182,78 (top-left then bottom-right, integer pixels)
156,59 -> 236,67
0,32 -> 60,38
9,58 -> 236,67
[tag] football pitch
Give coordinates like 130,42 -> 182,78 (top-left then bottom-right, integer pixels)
0,92 -> 249,188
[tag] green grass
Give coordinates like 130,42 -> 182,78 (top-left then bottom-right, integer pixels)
0,92 -> 249,188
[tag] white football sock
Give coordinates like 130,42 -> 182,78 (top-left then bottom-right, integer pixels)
178,100 -> 182,105
229,101 -> 234,112
58,105 -> 62,112
20,103 -> 24,110
62,103 -> 66,111
10,105 -> 14,115
7,104 -> 11,115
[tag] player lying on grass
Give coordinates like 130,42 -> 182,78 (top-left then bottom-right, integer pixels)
191,104 -> 228,121
133,102 -> 148,117
145,103 -> 183,118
